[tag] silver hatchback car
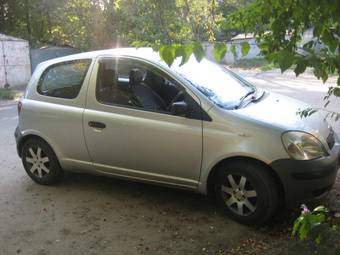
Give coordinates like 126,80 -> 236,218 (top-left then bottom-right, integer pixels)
15,48 -> 339,224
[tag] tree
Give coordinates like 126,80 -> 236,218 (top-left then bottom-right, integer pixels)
227,0 -> 340,85
158,0 -> 340,87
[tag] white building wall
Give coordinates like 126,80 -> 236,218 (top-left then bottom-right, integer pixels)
0,35 -> 31,88
204,38 -> 262,64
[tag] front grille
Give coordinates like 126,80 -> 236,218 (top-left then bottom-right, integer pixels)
326,130 -> 335,149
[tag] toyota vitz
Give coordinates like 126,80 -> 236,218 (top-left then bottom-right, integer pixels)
15,48 -> 339,224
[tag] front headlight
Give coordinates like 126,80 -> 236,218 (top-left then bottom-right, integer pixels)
282,131 -> 328,160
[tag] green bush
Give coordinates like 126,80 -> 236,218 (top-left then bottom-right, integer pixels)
229,58 -> 279,71
0,88 -> 15,100
292,205 -> 340,254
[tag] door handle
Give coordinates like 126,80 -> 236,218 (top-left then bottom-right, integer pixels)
88,121 -> 106,129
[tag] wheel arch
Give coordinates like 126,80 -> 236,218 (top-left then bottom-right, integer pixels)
18,134 -> 57,158
206,156 -> 285,204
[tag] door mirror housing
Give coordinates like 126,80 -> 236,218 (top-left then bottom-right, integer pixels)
171,101 -> 188,116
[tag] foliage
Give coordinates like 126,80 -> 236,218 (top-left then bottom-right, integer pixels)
0,89 -> 23,100
230,58 -> 279,71
297,85 -> 340,121
0,88 -> 15,100
227,0 -> 340,85
157,0 -> 340,86
0,0 -> 239,49
292,205 -> 339,246
1,0 -> 339,88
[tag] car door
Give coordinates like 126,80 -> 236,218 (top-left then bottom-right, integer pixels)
83,56 -> 205,189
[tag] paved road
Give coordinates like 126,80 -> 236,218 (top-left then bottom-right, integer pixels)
0,70 -> 339,255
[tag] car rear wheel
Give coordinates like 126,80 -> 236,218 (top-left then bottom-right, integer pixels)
215,160 -> 279,225
22,138 -> 63,185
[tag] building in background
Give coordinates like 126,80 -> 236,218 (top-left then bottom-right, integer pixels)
0,34 -> 31,89
205,33 -> 261,64
30,45 -> 81,73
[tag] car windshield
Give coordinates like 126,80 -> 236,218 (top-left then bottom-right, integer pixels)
171,57 -> 256,109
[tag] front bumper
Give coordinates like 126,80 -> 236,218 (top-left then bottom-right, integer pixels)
270,142 -> 340,208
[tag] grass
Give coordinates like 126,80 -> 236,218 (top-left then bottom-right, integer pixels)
230,58 -> 279,71
0,88 -> 23,100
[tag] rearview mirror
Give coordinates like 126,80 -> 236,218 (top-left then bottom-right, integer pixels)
171,101 -> 188,116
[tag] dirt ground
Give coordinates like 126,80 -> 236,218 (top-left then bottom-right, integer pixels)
0,69 -> 339,255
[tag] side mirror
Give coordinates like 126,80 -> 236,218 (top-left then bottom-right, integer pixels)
171,101 -> 188,116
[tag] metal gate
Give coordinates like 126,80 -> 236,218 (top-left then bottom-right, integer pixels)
0,35 -> 31,88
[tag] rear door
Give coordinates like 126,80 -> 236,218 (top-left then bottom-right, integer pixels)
83,56 -> 204,189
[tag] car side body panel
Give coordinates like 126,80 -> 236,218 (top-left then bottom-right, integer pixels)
18,57 -> 95,172
197,106 -> 288,193
82,55 -> 203,189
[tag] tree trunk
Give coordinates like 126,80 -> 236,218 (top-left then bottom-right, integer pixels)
0,0 -> 4,32
24,0 -> 32,43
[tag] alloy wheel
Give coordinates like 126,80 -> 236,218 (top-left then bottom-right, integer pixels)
221,174 -> 258,216
25,146 -> 50,178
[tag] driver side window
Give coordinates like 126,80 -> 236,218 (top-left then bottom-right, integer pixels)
96,58 -> 185,114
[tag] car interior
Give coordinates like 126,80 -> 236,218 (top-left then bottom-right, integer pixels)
96,59 -> 185,113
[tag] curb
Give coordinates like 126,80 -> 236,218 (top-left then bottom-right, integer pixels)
0,99 -> 19,108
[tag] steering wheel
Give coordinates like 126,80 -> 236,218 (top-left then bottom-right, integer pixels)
168,91 -> 185,110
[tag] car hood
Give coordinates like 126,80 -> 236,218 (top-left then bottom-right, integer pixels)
234,91 -> 331,143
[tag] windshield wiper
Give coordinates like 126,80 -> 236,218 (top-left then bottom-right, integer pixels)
235,89 -> 256,109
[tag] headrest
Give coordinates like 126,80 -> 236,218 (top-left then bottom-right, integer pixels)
129,69 -> 144,86
101,69 -> 117,88
145,71 -> 165,85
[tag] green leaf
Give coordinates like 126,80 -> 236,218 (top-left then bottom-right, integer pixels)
324,100 -> 330,108
321,30 -> 338,52
307,109 -> 317,116
231,44 -> 237,58
336,247 -> 340,255
293,216 -> 304,236
332,225 -> 340,232
337,76 -> 340,86
309,214 -> 326,226
192,42 -> 205,62
333,88 -> 340,97
298,219 -> 309,240
159,45 -> 176,67
313,206 -> 329,214
176,44 -> 193,66
213,42 -> 227,63
277,49 -> 294,73
315,234 -> 321,244
314,66 -> 328,83
240,41 -> 250,56
294,60 -> 307,77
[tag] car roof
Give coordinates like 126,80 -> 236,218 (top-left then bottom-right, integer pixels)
39,47 -> 162,67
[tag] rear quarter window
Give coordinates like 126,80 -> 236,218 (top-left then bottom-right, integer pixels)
37,59 -> 91,99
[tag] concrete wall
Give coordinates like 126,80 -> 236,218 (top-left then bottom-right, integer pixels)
0,39 -> 31,88
204,38 -> 262,64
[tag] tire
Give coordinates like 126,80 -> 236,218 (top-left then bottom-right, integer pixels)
21,138 -> 63,185
214,160 -> 278,225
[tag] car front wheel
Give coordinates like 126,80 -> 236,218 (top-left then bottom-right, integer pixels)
215,160 -> 279,225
